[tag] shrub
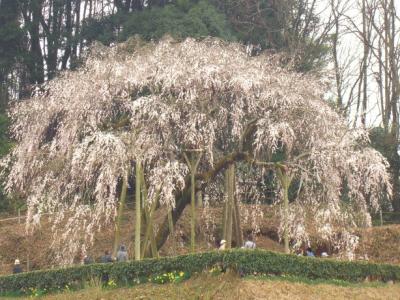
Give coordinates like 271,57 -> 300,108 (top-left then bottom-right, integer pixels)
1,249 -> 400,295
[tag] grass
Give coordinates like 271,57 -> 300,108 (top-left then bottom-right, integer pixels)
3,272 -> 400,300
246,274 -> 388,288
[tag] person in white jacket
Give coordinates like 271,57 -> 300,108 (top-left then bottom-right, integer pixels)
219,239 -> 226,250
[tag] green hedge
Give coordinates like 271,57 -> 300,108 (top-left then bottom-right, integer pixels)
1,249 -> 400,295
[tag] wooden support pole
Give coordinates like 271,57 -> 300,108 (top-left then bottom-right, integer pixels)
135,161 -> 141,261
226,164 -> 234,249
183,151 -> 203,253
168,208 -> 176,255
113,171 -> 129,257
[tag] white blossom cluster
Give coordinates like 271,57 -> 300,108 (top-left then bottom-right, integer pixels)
1,36 -> 391,263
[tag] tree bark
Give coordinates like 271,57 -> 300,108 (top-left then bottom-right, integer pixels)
277,166 -> 291,254
233,189 -> 243,247
361,0 -> 369,127
61,0 -> 73,70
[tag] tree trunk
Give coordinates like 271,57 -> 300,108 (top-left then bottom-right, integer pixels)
71,0 -> 81,68
141,190 -> 158,258
389,0 -> 400,211
61,0 -> 73,70
233,192 -> 243,247
361,0 -> 369,128
26,0 -> 45,84
277,166 -> 291,254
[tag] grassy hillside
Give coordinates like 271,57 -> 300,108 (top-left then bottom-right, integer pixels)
4,272 -> 400,300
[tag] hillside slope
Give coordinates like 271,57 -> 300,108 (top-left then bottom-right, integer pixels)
0,206 -> 399,275
8,273 -> 400,300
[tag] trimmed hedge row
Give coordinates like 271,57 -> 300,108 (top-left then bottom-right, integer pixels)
1,249 -> 400,294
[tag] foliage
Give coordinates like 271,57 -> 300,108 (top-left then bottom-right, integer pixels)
211,0 -> 283,47
149,270 -> 188,284
0,113 -> 12,157
81,1 -> 236,45
369,127 -> 395,163
0,113 -> 12,211
1,250 -> 400,296
0,0 -> 25,83
211,0 -> 331,71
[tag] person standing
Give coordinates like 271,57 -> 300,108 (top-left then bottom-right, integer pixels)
101,250 -> 113,263
100,250 -> 113,286
13,259 -> 23,274
116,245 -> 128,262
219,240 -> 226,250
83,255 -> 93,265
243,236 -> 256,249
306,247 -> 315,257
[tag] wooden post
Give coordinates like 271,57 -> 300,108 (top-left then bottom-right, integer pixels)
113,172 -> 129,257
135,161 -> 141,261
190,165 -> 196,252
226,164 -> 234,249
196,191 -> 203,207
168,208 -> 176,255
222,169 -> 229,240
183,150 -> 203,253
232,164 -> 243,247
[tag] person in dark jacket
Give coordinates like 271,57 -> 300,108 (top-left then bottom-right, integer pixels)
13,259 -> 23,274
83,255 -> 93,265
306,247 -> 315,257
101,250 -> 113,263
100,250 -> 113,285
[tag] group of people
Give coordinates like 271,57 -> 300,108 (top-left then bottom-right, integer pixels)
9,242 -> 329,276
84,245 -> 129,265
8,245 -> 129,275
217,239 -> 330,260
218,236 -> 256,250
298,247 -> 329,258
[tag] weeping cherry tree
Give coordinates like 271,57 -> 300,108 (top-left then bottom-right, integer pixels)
0,36 -> 391,264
